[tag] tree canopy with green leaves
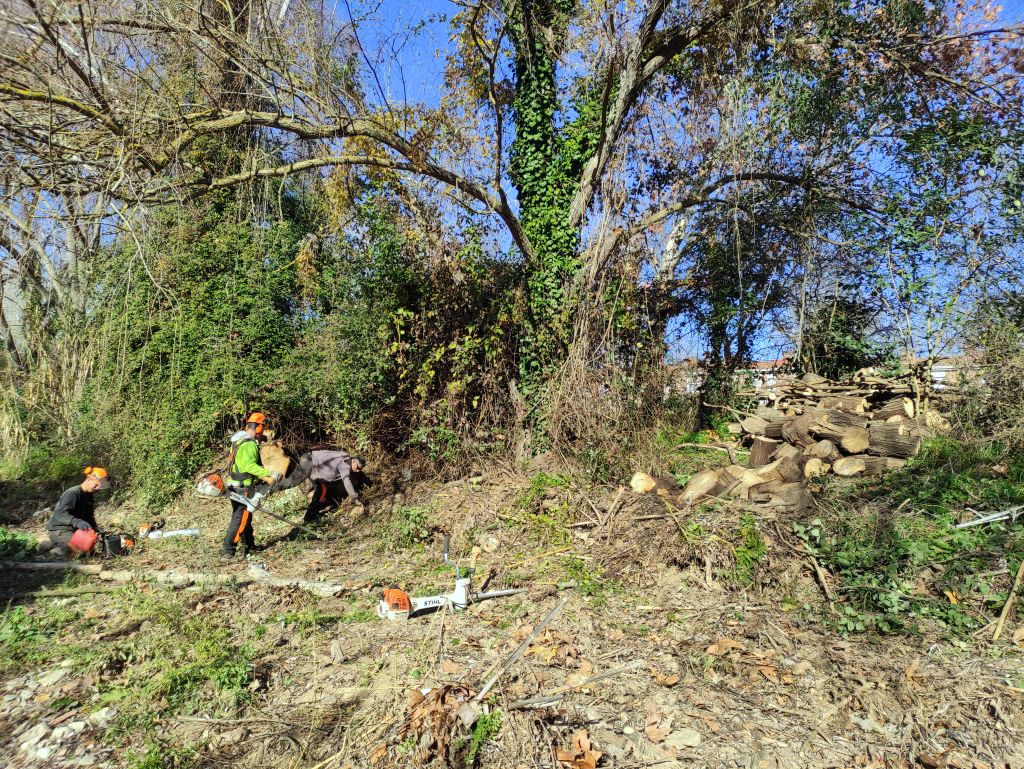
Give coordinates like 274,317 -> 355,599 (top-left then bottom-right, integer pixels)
0,0 -> 1022,488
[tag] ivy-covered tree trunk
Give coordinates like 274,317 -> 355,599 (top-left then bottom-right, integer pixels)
507,0 -> 594,397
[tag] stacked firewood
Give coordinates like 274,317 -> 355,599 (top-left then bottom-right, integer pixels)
675,372 -> 925,512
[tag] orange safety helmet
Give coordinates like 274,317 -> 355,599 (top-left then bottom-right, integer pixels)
84,466 -> 111,490
245,412 -> 268,436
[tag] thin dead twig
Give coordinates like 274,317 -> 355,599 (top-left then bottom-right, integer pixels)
508,660 -> 646,709
474,597 -> 568,703
676,441 -> 741,463
993,557 -> 1024,641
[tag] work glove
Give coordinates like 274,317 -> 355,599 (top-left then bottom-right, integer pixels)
353,500 -> 367,516
260,476 -> 276,485
73,519 -> 92,530
270,470 -> 283,481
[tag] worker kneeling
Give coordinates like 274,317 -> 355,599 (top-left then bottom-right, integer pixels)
274,450 -> 368,523
222,413 -> 281,557
38,467 -> 111,557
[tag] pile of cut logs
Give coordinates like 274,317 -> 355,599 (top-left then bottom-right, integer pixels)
675,372 -> 925,512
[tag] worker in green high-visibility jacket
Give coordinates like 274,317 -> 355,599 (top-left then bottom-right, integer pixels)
221,412 -> 280,557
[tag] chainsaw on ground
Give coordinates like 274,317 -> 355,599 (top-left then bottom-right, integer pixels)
377,534 -> 527,621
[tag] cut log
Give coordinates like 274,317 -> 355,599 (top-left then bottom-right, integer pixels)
260,442 -> 292,477
885,415 -> 905,424
867,424 -> 921,458
679,469 -> 735,503
748,480 -> 813,511
804,458 -> 830,478
755,406 -> 786,421
630,472 -> 659,494
810,420 -> 871,454
833,456 -> 866,476
874,397 -> 915,420
773,457 -> 805,484
831,455 -> 896,477
727,422 -> 743,435
804,439 -> 840,462
781,414 -> 818,448
773,443 -> 801,461
740,415 -> 770,435
820,395 -> 869,414
801,372 -> 829,386
723,465 -> 771,497
763,417 -> 794,440
821,410 -> 869,429
749,437 -> 780,467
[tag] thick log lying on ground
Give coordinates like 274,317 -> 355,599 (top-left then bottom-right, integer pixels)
747,480 -> 813,511
804,458 -> 830,478
781,414 -> 817,447
821,410 -> 870,429
773,442 -> 802,461
833,455 -> 907,477
740,415 -> 769,435
763,417 -> 793,440
804,439 -> 840,463
866,423 -> 922,458
820,395 -> 869,414
810,419 -> 870,454
875,396 -> 916,420
679,468 -> 737,503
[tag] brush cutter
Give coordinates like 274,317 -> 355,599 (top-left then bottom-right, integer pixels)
197,474 -> 322,539
377,534 -> 527,621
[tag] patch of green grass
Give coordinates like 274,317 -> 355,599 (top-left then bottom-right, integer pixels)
0,606 -> 44,667
381,505 -> 432,550
564,558 -> 618,607
514,472 -> 571,511
733,513 -> 766,586
0,526 -> 38,560
814,437 -> 1024,634
467,708 -> 502,763
126,743 -> 197,769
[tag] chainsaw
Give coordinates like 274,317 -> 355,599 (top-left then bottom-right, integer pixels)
377,534 -> 527,621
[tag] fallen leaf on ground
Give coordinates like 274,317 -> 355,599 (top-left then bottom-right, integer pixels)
792,660 -> 813,676
651,667 -> 680,687
1011,627 -> 1024,645
441,659 -> 466,676
554,730 -> 603,769
706,637 -> 744,656
645,710 -> 672,742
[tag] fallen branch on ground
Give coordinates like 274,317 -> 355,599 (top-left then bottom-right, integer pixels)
474,596 -> 568,703
509,660 -> 646,709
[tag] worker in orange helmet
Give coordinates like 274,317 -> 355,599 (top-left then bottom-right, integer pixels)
38,467 -> 111,557
221,412 -> 281,557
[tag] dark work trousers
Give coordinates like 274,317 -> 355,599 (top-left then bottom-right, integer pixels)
223,492 -> 256,554
37,529 -> 74,556
304,480 -> 339,523
303,474 -> 369,523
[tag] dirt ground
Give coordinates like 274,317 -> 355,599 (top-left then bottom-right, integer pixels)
1,469 -> 1023,769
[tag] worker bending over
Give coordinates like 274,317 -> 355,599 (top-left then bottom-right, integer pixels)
222,412 -> 281,557
275,450 -> 367,523
38,467 -> 111,556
